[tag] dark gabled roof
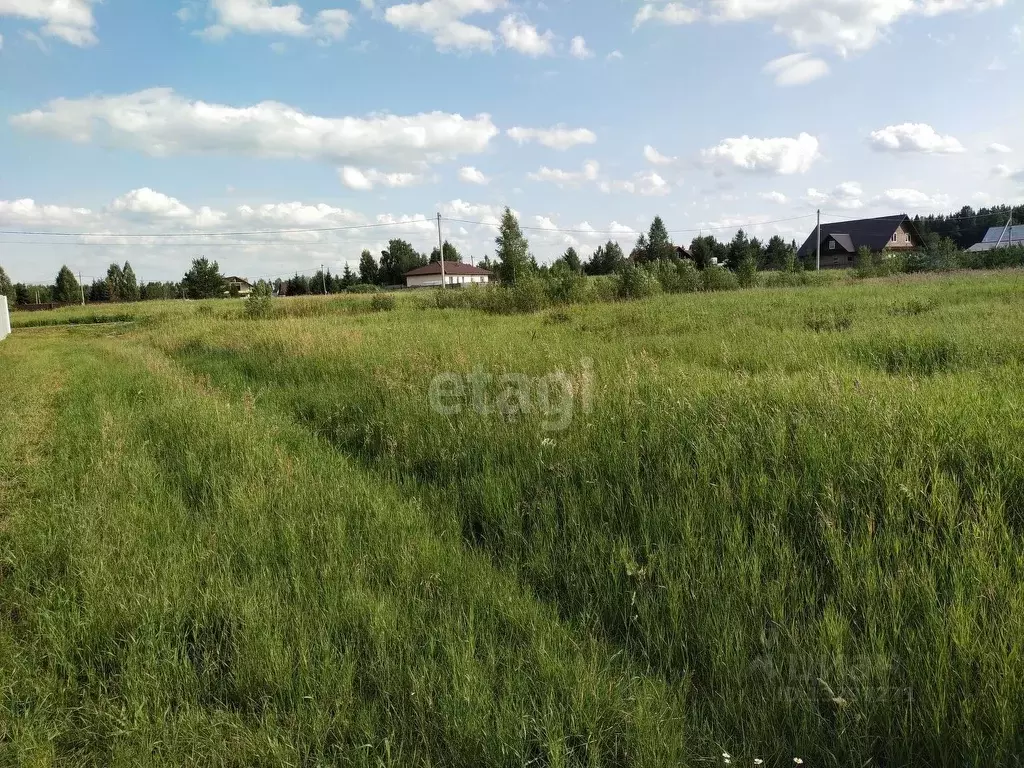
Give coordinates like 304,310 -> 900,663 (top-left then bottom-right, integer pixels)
223,276 -> 253,286
403,261 -> 493,277
797,214 -> 916,258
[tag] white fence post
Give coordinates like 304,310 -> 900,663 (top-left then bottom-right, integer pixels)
0,296 -> 10,342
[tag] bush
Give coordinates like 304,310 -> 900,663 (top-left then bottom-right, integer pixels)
434,288 -> 472,310
675,260 -> 702,293
588,275 -> 618,303
701,265 -> 739,292
244,281 -> 273,319
736,255 -> 757,288
544,264 -> 588,305
615,262 -> 661,300
369,294 -> 396,312
510,275 -> 550,313
347,283 -> 380,294
648,259 -> 700,294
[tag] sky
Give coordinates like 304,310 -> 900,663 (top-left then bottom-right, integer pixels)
0,0 -> 1022,285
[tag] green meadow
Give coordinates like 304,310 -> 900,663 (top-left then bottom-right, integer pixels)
2,270 -> 1024,766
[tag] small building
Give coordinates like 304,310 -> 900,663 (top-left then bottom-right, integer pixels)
796,214 -> 921,268
403,261 -> 493,288
966,224 -> 1024,252
224,276 -> 254,297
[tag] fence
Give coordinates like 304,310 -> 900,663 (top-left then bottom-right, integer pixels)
0,297 -> 10,342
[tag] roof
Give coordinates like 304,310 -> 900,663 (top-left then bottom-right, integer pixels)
224,276 -> 253,286
829,233 -> 855,253
797,215 -> 915,258
403,261 -> 493,277
979,224 -> 1024,244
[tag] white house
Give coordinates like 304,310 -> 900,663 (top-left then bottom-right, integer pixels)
224,276 -> 254,297
404,261 -> 493,288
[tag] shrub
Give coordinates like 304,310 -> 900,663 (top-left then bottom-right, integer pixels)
544,264 -> 588,305
347,283 -> 379,294
510,275 -> 549,313
615,262 -> 661,300
588,275 -> 618,303
370,294 -> 396,312
701,265 -> 739,292
736,255 -> 757,288
854,246 -> 876,278
435,288 -> 472,310
675,260 -> 702,293
243,281 -> 273,319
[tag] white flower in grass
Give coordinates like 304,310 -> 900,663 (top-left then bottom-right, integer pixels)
794,760 -> 804,765
754,761 -> 764,766
723,753 -> 731,759
540,437 -> 556,448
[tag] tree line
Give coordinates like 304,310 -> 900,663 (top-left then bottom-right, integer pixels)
3,200 -> 1021,307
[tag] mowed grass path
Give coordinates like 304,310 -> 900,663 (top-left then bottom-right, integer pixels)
3,271 -> 1024,766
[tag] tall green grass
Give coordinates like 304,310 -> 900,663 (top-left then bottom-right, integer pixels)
3,270 -> 1024,765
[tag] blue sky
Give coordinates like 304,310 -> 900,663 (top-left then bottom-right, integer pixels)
0,0 -> 1021,284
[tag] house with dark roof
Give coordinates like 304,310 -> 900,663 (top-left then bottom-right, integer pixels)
796,214 -> 921,268
966,224 -> 1024,252
404,261 -> 493,288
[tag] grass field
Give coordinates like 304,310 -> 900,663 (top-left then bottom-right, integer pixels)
2,271 -> 1024,766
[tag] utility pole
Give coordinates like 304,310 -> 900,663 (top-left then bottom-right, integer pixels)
78,272 -> 85,305
321,264 -> 327,295
815,209 -> 821,271
436,212 -> 446,289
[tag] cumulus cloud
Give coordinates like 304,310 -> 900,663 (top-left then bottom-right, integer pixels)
643,145 -> 677,165
0,198 -> 93,226
987,142 -> 1012,154
759,191 -> 789,204
703,132 -> 820,174
599,171 -> 672,196
458,166 -> 489,184
569,35 -> 592,58
498,14 -> 555,56
877,187 -> 951,209
634,2 -> 699,28
762,52 -> 829,86
384,0 -> 502,51
708,0 -> 1003,56
11,88 -> 499,171
507,124 -> 596,150
340,167 -> 425,190
527,160 -> 600,187
868,123 -> 966,154
199,0 -> 353,41
110,188 -> 194,218
0,0 -> 98,45
805,181 -> 863,209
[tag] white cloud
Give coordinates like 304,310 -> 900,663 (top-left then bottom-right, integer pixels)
987,142 -> 1012,154
599,171 -> 671,196
0,198 -> 93,226
528,160 -> 600,187
634,2 -> 699,28
607,49 -> 623,60
340,167 -> 424,190
535,215 -> 558,230
0,32 -> 4,50
703,132 -> 820,174
877,188 -> 951,210
643,144 -> 676,165
507,124 -> 596,150
759,191 -> 789,204
11,89 -> 499,171
383,0 -> 503,52
762,52 -> 829,86
498,14 -> 554,56
868,123 -> 966,154
458,166 -> 489,184
569,35 -> 592,58
805,181 -> 863,209
110,188 -> 194,218
709,0 -> 1004,56
316,8 -> 353,38
199,0 -> 352,40
0,0 -> 98,46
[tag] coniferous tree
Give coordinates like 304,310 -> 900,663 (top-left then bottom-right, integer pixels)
494,207 -> 532,284
0,266 -> 14,304
53,266 -> 81,304
122,262 -> 141,302
182,257 -> 225,299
